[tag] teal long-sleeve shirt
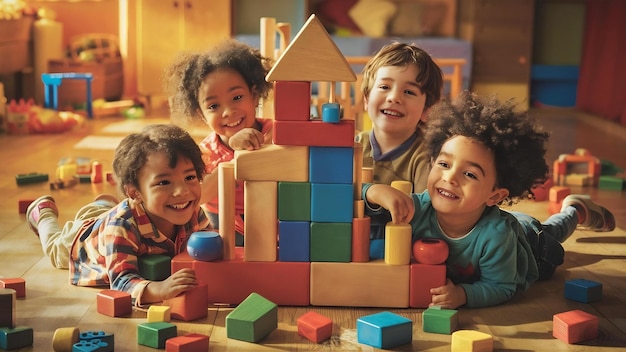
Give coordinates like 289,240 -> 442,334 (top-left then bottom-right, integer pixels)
362,184 -> 539,308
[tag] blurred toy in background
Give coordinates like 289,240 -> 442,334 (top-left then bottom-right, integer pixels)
0,0 -> 35,19
6,99 -> 84,134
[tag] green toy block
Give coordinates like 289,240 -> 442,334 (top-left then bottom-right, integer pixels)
310,222 -> 352,262
278,181 -> 311,221
226,292 -> 277,342
137,322 -> 177,349
15,172 -> 49,185
0,326 -> 33,350
138,254 -> 171,281
423,306 -> 458,334
598,176 -> 624,191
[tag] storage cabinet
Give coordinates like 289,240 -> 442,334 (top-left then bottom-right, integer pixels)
136,0 -> 231,100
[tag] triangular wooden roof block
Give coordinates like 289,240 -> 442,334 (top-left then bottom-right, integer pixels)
266,14 -> 356,83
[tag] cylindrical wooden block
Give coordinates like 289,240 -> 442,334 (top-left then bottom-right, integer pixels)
353,200 -> 364,219
218,162 -> 236,260
384,223 -> 412,265
52,327 -> 80,352
362,167 -> 373,183
412,238 -> 449,264
352,216 -> 371,262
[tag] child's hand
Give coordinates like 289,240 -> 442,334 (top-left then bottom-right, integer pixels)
366,184 -> 415,223
429,279 -> 467,309
228,128 -> 264,150
143,268 -> 198,303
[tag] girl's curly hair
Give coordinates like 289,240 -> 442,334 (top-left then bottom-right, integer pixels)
424,91 -> 550,204
164,39 -> 274,126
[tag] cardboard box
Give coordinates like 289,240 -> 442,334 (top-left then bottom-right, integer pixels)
0,16 -> 34,74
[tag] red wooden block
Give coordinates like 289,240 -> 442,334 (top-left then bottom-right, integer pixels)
549,186 -> 571,203
96,289 -> 132,317
553,310 -> 599,344
105,171 -> 116,185
409,262 -> 446,308
165,333 -> 209,351
90,161 -> 103,183
548,201 -> 562,215
531,177 -> 554,201
297,311 -> 333,343
0,279 -> 25,298
274,81 -> 311,121
186,247 -> 310,306
351,216 -> 370,263
163,284 -> 208,321
18,199 -> 35,214
273,120 -> 354,147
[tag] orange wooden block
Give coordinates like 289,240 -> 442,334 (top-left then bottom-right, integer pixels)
163,284 -> 208,321
189,248 -> 310,306
553,310 -> 599,344
351,216 -> 370,263
297,311 -> 333,343
531,177 -> 554,201
18,199 -> 34,214
96,289 -> 132,317
409,262 -> 447,308
273,120 -> 355,147
274,81 -> 311,121
548,201 -> 562,215
165,333 -> 209,352
549,186 -> 571,203
0,278 -> 25,298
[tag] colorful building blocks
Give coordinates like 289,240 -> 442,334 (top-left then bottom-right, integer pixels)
0,278 -> 25,298
226,292 -> 278,343
297,311 -> 333,343
15,172 -> 49,185
137,322 -> 177,349
0,326 -> 33,350
96,289 -> 132,317
137,254 -> 171,281
0,288 -> 16,329
147,305 -> 171,323
553,310 -> 599,344
52,327 -> 80,352
423,306 -> 458,334
72,339 -> 109,352
357,311 -> 412,349
553,149 -> 600,187
79,330 -> 114,352
564,278 -> 603,303
451,330 -> 493,351
165,333 -> 209,352
163,284 -> 208,321
598,175 -> 625,191
18,199 -> 35,214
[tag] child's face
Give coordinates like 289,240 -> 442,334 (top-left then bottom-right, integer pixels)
131,151 -> 202,238
428,136 -> 508,218
197,68 -> 258,140
364,64 -> 427,138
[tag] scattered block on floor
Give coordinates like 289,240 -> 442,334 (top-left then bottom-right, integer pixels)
549,186 -> 571,203
137,322 -> 177,349
598,175 -> 624,191
165,333 -> 209,352
531,177 -> 554,201
96,289 -> 132,317
0,288 -> 16,329
138,254 -> 171,281
564,278 -> 602,303
147,305 -> 171,322
18,199 -> 35,214
52,326 -> 80,352
356,311 -> 412,349
79,330 -> 114,351
297,311 -> 333,343
226,292 -> 278,343
0,278 -> 25,298
163,284 -> 208,321
553,310 -> 599,344
72,339 -> 109,351
423,306 -> 458,334
451,330 -> 493,352
0,326 -> 33,350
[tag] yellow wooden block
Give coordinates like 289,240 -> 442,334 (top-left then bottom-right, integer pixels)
565,173 -> 593,186
244,181 -> 278,262
451,330 -> 493,352
147,305 -> 171,322
385,223 -> 412,265
56,164 -> 77,181
391,180 -> 413,195
310,261 -> 409,307
234,144 -> 309,182
52,327 -> 80,352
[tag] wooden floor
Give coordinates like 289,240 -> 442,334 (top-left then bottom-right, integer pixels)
1,107 -> 625,351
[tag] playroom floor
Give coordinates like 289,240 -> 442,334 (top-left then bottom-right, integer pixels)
1,107 -> 625,351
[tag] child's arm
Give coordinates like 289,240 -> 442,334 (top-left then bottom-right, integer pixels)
429,279 -> 467,309
139,268 -> 199,304
228,128 -> 264,150
364,183 -> 415,224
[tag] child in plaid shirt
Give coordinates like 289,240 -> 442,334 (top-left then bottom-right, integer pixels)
26,124 -> 212,306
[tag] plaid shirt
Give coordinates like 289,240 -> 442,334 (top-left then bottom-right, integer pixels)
198,118 -> 273,234
69,199 -> 211,306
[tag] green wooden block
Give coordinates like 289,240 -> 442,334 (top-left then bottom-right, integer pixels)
310,222 -> 352,262
598,176 -> 624,191
226,292 -> 277,342
15,173 -> 49,185
138,254 -> 171,281
278,182 -> 310,221
423,306 -> 458,334
0,326 -> 33,350
137,322 -> 177,349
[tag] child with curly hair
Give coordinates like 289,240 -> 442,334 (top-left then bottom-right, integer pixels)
363,91 -> 615,308
26,124 -> 212,306
165,39 -> 274,246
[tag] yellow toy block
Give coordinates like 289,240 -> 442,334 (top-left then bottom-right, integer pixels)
244,181 -> 278,262
234,144 -> 309,182
385,223 -> 412,265
310,261 -> 409,307
451,330 -> 493,352
391,180 -> 413,195
52,327 -> 79,352
147,305 -> 171,323
56,164 -> 77,181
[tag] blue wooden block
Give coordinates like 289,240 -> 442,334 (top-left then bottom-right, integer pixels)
321,102 -> 340,123
311,183 -> 353,222
137,322 -> 177,349
357,311 -> 412,349
564,278 -> 602,303
310,222 -> 352,262
0,326 -> 33,350
422,306 -> 458,334
79,331 -> 114,352
309,147 -> 353,184
72,339 -> 109,352
278,221 -> 310,262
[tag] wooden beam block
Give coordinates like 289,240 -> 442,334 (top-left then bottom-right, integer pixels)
356,311 -> 412,349
226,293 -> 278,343
273,120 -> 355,147
553,310 -> 599,344
409,263 -> 447,308
234,144 -> 309,182
244,181 -> 278,262
218,162 -> 236,260
310,261 -> 409,307
274,81 -> 311,121
297,311 -> 333,343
